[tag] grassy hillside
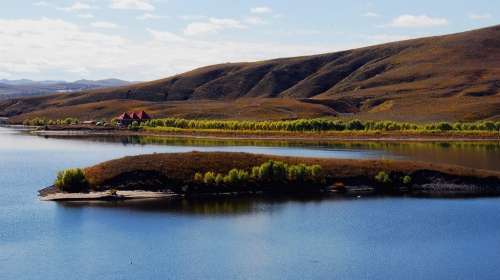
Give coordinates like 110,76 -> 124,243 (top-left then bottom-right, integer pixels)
2,25 -> 500,122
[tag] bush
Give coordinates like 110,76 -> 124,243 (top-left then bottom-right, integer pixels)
436,122 -> 453,131
215,174 -> 224,185
402,175 -> 412,185
374,171 -> 391,184
194,172 -> 204,182
54,168 -> 89,193
347,120 -> 365,130
203,172 -> 217,185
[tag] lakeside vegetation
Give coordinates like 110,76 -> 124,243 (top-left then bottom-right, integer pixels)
54,168 -> 89,193
140,118 -> 500,132
22,117 -> 500,133
192,160 -> 326,193
23,117 -> 80,126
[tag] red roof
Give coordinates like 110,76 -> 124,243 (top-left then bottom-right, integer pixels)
117,111 -> 151,121
117,112 -> 131,120
136,111 -> 151,120
128,112 -> 140,120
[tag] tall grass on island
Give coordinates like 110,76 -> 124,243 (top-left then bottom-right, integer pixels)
141,118 -> 500,133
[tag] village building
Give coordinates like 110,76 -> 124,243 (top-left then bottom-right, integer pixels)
116,110 -> 151,126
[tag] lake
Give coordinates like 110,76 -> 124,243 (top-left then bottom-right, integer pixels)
2,126 -> 500,280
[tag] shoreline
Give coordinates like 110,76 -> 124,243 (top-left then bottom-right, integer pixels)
29,127 -> 500,142
40,185 -> 500,201
39,190 -> 179,201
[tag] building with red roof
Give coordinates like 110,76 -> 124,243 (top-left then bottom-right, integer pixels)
116,111 -> 151,126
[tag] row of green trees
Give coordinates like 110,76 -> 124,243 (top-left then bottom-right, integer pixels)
23,117 -> 80,126
193,160 -> 325,189
22,117 -> 500,132
142,118 -> 500,132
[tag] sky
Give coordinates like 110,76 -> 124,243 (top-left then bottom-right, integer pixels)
0,0 -> 497,81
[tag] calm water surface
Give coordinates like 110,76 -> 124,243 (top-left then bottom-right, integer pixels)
2,127 -> 500,280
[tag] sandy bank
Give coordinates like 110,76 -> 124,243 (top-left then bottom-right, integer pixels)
40,190 -> 179,201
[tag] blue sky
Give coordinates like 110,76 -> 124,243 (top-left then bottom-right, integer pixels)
0,0 -> 497,81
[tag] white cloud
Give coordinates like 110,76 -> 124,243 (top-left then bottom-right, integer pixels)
244,16 -> 267,25
251,6 -> 272,14
78,13 -> 95,19
184,18 -> 247,36
363,12 -> 380,17
110,0 -> 155,11
137,13 -> 165,20
147,28 -> 185,42
387,14 -> 449,28
33,1 -> 51,7
58,1 -> 97,12
0,18 -> 126,76
287,29 -> 322,36
469,13 -> 492,20
179,15 -> 208,21
0,17 -> 334,81
90,21 -> 119,29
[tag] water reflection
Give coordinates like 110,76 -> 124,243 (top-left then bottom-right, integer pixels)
41,133 -> 500,170
57,195 -> 337,216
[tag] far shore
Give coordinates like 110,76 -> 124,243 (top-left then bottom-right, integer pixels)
27,125 -> 500,142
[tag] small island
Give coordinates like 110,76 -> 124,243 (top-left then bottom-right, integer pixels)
39,152 -> 500,201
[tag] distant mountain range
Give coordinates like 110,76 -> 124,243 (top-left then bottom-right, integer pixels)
0,79 -> 134,99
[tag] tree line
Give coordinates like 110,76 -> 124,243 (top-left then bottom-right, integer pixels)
142,118 -> 500,132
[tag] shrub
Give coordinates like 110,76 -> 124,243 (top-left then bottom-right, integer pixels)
374,171 -> 391,184
203,172 -> 216,185
347,120 -> 365,130
215,174 -> 224,185
224,169 -> 240,184
194,172 -> 204,182
436,122 -> 453,131
258,161 -> 273,181
54,168 -> 89,193
402,175 -> 412,185
309,165 -> 324,183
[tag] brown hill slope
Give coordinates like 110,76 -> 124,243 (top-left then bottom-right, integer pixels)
1,25 -> 500,122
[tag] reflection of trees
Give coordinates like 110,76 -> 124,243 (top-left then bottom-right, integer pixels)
57,195 -> 331,216
43,133 -> 500,153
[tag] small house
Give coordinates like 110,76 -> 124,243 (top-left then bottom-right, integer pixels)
116,111 -> 151,126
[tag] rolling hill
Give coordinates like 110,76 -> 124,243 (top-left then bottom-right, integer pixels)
1,25 -> 500,122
